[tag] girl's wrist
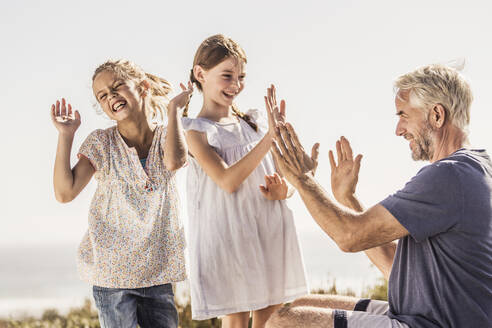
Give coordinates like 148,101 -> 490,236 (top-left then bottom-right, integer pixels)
167,103 -> 179,116
58,131 -> 76,139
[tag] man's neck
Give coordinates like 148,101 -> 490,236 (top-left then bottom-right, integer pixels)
430,124 -> 469,162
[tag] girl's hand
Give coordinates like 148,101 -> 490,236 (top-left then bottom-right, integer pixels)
260,173 -> 288,200
328,136 -> 362,202
50,98 -> 81,136
168,81 -> 193,114
264,84 -> 285,138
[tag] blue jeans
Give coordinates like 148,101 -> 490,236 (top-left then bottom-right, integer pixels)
92,283 -> 178,328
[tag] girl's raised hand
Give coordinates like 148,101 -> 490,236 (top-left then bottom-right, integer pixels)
50,98 -> 81,136
259,173 -> 288,200
168,81 -> 193,114
264,84 -> 286,137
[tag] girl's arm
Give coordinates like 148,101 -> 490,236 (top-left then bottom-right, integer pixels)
163,83 -> 192,171
51,99 -> 95,203
186,129 -> 273,193
186,85 -> 280,193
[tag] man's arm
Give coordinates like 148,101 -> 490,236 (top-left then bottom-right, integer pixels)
272,123 -> 409,252
329,137 -> 396,280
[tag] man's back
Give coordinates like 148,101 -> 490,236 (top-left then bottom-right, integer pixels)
381,149 -> 492,328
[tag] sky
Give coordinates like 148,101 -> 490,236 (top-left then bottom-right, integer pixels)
1,0 -> 492,261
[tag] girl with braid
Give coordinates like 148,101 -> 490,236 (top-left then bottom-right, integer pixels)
51,59 -> 192,328
182,35 -> 319,327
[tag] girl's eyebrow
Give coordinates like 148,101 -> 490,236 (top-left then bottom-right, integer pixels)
96,79 -> 123,96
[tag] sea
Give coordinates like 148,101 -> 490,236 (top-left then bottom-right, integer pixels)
0,228 -> 382,319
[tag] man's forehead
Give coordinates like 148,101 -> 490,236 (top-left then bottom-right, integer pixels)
395,90 -> 412,109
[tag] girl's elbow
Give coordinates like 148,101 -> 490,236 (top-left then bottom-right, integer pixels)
55,191 -> 75,203
222,183 -> 238,194
219,178 -> 239,194
165,159 -> 186,171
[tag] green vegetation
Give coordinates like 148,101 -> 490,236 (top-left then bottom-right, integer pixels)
0,279 -> 388,327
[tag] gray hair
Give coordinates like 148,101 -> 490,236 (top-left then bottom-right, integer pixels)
394,64 -> 473,132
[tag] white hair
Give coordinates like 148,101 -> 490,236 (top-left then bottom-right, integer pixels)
394,64 -> 473,132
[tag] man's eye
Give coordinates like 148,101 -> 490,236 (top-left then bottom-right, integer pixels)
223,74 -> 231,78
115,83 -> 124,88
100,94 -> 107,100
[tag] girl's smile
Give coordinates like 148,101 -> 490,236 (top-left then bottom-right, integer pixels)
200,57 -> 246,108
93,70 -> 144,121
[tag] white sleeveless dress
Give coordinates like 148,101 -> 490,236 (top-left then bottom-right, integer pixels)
182,109 -> 308,320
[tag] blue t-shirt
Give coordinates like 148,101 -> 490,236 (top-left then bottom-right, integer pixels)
380,149 -> 492,328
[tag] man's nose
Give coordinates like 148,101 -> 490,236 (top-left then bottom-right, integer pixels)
395,119 -> 405,136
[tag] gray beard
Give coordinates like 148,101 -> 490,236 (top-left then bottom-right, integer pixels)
411,121 -> 434,161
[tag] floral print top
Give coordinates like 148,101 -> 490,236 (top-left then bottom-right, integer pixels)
77,125 -> 186,288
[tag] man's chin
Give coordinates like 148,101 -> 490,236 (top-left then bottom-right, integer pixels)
411,150 -> 431,162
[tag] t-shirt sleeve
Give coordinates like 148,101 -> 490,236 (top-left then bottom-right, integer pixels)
77,129 -> 108,172
380,162 -> 464,242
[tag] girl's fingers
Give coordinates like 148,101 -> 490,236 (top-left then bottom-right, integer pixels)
268,87 -> 274,111
68,103 -> 73,117
259,185 -> 268,196
265,96 -> 275,122
271,84 -> 277,107
273,172 -> 281,184
61,98 -> 67,117
74,110 -> 81,122
180,83 -> 186,91
55,100 -> 60,117
50,104 -> 57,123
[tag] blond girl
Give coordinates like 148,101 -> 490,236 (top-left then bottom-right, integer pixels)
51,60 -> 191,328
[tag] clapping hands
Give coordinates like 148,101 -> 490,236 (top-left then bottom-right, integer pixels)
264,84 -> 319,184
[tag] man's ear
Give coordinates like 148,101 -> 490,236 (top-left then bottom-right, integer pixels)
430,104 -> 447,129
193,65 -> 206,85
140,80 -> 151,96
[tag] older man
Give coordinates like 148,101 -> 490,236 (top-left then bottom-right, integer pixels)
266,65 -> 492,328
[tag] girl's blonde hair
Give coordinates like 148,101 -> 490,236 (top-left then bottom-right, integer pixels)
187,34 -> 257,131
93,59 -> 172,121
